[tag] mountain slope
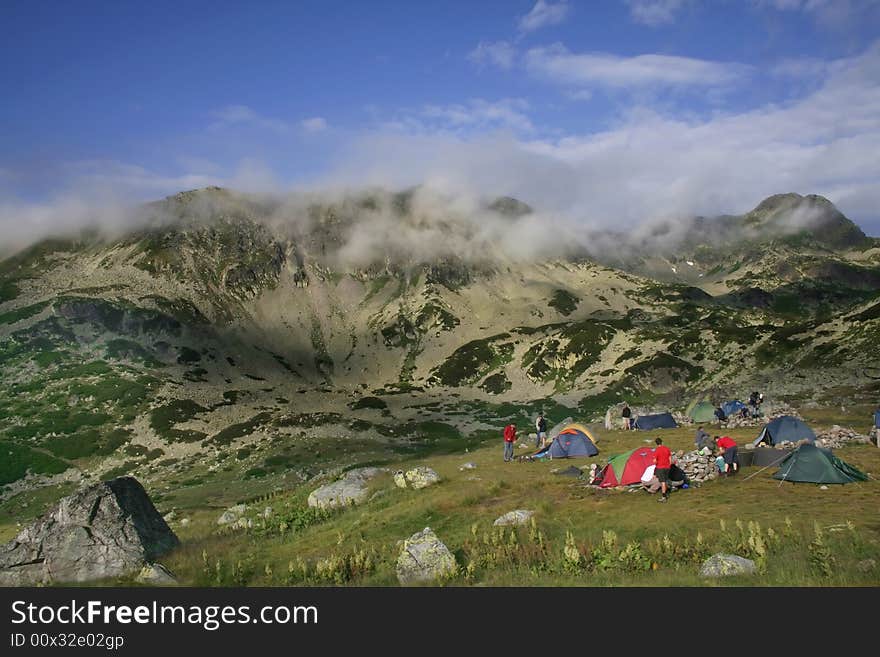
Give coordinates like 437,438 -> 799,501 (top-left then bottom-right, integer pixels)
1,187 -> 878,494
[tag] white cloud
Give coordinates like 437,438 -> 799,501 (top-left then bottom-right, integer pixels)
328,41 -> 880,235
468,40 -> 516,70
300,117 -> 328,132
518,1 -> 571,33
385,98 -> 535,135
754,0 -> 880,29
209,104 -> 289,132
626,0 -> 688,26
525,44 -> 749,89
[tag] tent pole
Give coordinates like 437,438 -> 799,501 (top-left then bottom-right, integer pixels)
742,451 -> 791,481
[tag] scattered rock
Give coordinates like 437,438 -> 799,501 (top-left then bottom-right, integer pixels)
396,527 -> 457,585
136,563 -> 177,585
460,462 -> 477,471
820,485 -> 829,490
493,510 -> 534,526
393,466 -> 441,490
699,553 -> 757,578
180,518 -> 190,527
857,559 -> 876,573
815,425 -> 871,449
307,467 -> 388,510
0,477 -> 179,586
217,504 -> 246,525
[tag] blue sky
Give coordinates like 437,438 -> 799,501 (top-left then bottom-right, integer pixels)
2,0 -> 880,242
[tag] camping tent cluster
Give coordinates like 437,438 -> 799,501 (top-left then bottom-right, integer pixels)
688,399 -> 749,422
532,412 -> 869,488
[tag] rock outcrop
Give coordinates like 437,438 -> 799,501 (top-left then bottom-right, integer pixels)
0,477 -> 179,586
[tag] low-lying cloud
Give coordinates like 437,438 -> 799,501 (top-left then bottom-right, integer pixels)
2,41 -> 880,261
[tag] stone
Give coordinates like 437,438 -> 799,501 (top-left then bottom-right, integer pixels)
217,504 -> 247,525
493,510 -> 534,526
396,527 -> 457,585
459,462 -> 477,471
308,467 -> 388,510
699,553 -> 757,578
0,477 -> 179,586
393,466 -> 441,490
136,562 -> 177,585
857,559 -> 876,573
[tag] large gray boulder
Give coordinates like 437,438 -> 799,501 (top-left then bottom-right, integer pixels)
699,553 -> 757,578
0,477 -> 179,586
396,527 -> 457,585
393,466 -> 441,490
307,467 -> 388,510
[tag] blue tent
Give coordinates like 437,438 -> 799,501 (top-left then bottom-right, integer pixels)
752,415 -> 816,447
874,409 -> 880,428
532,423 -> 599,458
721,400 -> 746,417
634,412 -> 678,430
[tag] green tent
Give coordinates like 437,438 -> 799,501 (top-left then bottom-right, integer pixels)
773,444 -> 868,485
689,401 -> 716,423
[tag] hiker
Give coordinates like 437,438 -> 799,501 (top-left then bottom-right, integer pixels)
535,412 -> 548,448
622,403 -> 632,431
653,437 -> 672,502
503,423 -> 517,462
714,406 -> 726,422
714,435 -> 739,475
740,405 -> 750,420
694,425 -> 712,451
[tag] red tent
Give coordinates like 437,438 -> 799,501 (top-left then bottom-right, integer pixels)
597,447 -> 656,488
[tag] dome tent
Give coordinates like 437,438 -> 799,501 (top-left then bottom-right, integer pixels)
773,444 -> 868,484
752,415 -> 816,447
543,423 -> 600,458
688,401 -> 716,423
596,447 -> 656,488
633,412 -> 677,430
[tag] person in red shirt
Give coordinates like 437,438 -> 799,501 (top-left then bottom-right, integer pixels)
714,435 -> 739,475
653,437 -> 672,502
503,424 -> 517,462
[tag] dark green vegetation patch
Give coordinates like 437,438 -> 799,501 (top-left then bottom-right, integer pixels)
548,289 -> 579,316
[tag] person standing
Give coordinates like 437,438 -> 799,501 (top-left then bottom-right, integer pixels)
622,403 -> 632,431
503,423 -> 517,462
654,437 -> 672,502
715,435 -> 739,475
535,413 -> 548,448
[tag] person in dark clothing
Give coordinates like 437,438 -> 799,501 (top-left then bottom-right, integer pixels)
622,404 -> 632,431
535,413 -> 548,448
714,406 -> 726,422
694,426 -> 712,451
